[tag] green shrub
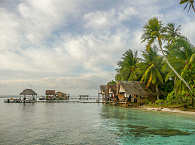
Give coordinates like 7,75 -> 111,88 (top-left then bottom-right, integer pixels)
155,99 -> 165,105
166,91 -> 177,104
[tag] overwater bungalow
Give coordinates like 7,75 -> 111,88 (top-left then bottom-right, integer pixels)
4,89 -> 37,103
56,92 -> 69,100
20,89 -> 37,100
46,90 -> 56,100
99,85 -> 106,96
107,84 -> 117,102
98,84 -> 117,102
117,81 -> 155,105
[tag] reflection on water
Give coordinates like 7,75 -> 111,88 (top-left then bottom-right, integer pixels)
0,99 -> 195,145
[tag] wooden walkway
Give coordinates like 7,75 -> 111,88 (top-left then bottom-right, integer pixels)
4,99 -> 105,104
38,100 -> 105,103
4,99 -> 36,103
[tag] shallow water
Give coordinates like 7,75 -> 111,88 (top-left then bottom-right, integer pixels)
0,99 -> 195,145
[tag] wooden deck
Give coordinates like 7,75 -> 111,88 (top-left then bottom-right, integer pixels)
4,99 -> 105,103
4,99 -> 36,103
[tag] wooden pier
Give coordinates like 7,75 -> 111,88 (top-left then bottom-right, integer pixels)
4,98 -> 36,103
4,98 -> 105,104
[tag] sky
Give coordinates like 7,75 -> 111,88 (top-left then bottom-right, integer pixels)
0,0 -> 194,96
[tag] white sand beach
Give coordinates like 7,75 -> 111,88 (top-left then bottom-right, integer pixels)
141,106 -> 195,115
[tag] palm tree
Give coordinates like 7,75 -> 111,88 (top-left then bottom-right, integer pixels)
141,47 -> 164,99
179,0 -> 195,13
168,38 -> 195,89
180,53 -> 195,90
166,38 -> 194,71
164,23 -> 182,45
141,18 -> 193,94
116,49 -> 139,81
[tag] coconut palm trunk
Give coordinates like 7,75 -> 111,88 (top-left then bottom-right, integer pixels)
157,37 -> 193,93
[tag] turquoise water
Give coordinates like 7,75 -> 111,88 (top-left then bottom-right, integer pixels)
0,99 -> 195,145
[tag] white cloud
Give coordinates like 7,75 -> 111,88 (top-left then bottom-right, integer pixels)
182,20 -> 195,44
83,7 -> 138,30
118,7 -> 137,21
84,10 -> 116,29
0,0 -> 194,96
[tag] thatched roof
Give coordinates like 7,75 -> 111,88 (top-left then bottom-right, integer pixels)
118,81 -> 154,97
56,92 -> 65,95
56,92 -> 66,96
20,89 -> 37,96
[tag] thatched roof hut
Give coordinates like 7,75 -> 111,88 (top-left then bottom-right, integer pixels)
56,91 -> 65,96
100,85 -> 106,94
56,91 -> 69,100
118,81 -> 154,97
107,84 -> 117,95
56,91 -> 66,97
20,89 -> 37,96
46,90 -> 55,96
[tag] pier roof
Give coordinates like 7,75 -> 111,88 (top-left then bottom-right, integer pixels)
20,89 -> 37,96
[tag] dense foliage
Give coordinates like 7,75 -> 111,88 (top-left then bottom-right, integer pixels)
115,18 -> 195,106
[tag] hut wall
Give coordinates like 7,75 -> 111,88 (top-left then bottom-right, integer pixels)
119,85 -> 125,93
109,88 -> 112,94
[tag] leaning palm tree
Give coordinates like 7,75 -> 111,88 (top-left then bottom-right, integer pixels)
141,18 -> 193,94
165,38 -> 195,94
179,0 -> 195,13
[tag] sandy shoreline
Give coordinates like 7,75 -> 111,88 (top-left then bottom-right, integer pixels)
139,106 -> 195,115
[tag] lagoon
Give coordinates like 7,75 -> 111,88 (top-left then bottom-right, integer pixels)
0,99 -> 195,145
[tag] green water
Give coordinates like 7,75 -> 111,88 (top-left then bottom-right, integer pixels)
0,99 -> 195,145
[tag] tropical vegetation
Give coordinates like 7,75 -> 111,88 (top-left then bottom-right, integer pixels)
114,17 -> 195,107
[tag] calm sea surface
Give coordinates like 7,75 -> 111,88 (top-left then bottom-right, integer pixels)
0,98 -> 195,145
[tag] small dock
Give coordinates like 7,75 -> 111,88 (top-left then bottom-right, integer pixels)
4,98 -> 105,104
4,98 -> 36,103
36,100 -> 105,103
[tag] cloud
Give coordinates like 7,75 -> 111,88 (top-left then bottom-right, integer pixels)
83,6 -> 137,30
182,20 -> 195,44
0,0 -> 194,96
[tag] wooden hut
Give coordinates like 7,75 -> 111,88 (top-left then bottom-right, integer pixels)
56,92 -> 69,100
98,85 -> 106,101
98,84 -> 118,102
20,89 -> 37,101
117,81 -> 155,104
107,84 -> 117,101
99,85 -> 106,96
46,90 -> 56,100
